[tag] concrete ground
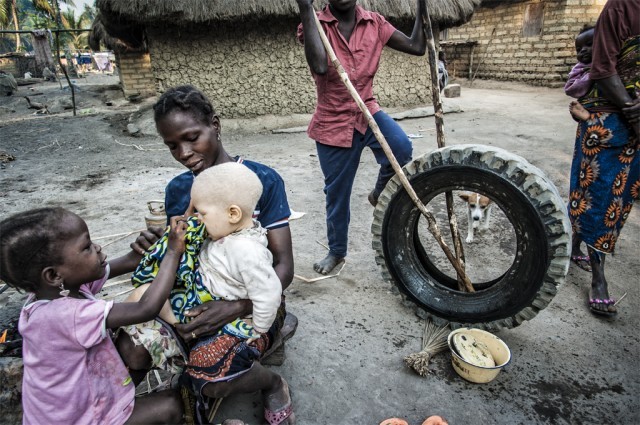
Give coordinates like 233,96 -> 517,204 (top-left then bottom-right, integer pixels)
0,77 -> 638,424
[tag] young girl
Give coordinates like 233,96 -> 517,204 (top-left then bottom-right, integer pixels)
565,25 -> 595,122
0,207 -> 187,425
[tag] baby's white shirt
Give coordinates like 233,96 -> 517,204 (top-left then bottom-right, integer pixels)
198,223 -> 282,333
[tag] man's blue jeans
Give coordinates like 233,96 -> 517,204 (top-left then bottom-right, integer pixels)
316,110 -> 412,258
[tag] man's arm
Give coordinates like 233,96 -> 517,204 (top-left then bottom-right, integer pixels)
385,0 -> 426,56
296,0 -> 329,75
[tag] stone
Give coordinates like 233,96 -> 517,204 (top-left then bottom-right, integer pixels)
0,357 -> 23,424
444,84 -> 461,98
127,123 -> 141,137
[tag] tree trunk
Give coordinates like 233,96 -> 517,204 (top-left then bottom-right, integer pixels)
11,0 -> 20,51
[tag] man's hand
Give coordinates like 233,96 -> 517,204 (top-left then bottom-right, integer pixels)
130,226 -> 164,255
175,299 -> 252,343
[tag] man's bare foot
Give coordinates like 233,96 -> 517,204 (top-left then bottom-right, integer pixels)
263,377 -> 295,425
313,254 -> 344,275
570,101 -> 590,121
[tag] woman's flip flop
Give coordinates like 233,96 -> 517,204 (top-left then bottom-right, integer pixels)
588,297 -> 617,318
571,255 -> 592,272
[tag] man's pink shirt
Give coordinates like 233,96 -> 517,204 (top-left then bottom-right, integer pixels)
297,5 -> 397,147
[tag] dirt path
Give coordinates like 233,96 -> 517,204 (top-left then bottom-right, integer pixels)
1,78 -> 638,424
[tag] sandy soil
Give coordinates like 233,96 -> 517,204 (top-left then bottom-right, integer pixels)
1,75 -> 639,425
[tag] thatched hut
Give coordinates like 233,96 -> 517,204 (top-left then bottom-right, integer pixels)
92,0 -> 481,117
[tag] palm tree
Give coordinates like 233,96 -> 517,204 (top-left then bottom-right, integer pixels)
1,0 -> 76,52
62,8 -> 89,49
0,0 -> 21,50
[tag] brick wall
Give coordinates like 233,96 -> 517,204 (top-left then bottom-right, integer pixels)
443,0 -> 606,87
145,17 -> 432,118
115,51 -> 155,98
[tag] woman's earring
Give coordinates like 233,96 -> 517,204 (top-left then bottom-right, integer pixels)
59,283 -> 70,297
217,132 -> 221,142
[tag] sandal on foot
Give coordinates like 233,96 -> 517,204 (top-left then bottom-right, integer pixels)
265,403 -> 293,425
588,297 -> 617,318
571,255 -> 592,272
264,379 -> 294,425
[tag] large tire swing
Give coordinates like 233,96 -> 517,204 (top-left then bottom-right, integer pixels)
371,144 -> 572,330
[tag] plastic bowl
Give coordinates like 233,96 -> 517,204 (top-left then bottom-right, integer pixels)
447,328 -> 511,383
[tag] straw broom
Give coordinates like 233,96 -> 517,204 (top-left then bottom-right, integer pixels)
404,319 -> 450,376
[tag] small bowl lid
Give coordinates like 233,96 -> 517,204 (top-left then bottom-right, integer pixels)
451,332 -> 496,368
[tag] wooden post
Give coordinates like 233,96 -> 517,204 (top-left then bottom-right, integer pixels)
311,11 -> 473,292
419,0 -> 468,291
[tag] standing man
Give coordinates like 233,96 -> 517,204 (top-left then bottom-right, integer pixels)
296,0 -> 427,274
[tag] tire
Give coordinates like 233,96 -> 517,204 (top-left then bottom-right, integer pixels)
371,144 -> 571,330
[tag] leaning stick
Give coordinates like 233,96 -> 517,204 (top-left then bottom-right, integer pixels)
311,11 -> 473,291
419,0 -> 468,291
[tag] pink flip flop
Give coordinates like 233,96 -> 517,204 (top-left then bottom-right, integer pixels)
264,378 -> 294,425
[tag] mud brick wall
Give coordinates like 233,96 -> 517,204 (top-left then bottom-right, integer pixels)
146,18 -> 432,118
0,57 -> 19,77
116,51 -> 156,98
0,56 -> 37,78
444,0 -> 606,87
440,41 -> 477,80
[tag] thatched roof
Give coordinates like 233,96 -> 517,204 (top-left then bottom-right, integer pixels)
89,12 -> 147,53
96,0 -> 481,27
481,0 -> 529,7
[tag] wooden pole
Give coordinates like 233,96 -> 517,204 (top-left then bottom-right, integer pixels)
53,0 -> 77,116
311,11 -> 473,292
419,0 -> 468,291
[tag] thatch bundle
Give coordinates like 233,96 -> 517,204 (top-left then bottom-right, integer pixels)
96,0 -> 481,27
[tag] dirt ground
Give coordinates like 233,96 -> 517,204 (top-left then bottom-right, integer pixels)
1,74 -> 639,425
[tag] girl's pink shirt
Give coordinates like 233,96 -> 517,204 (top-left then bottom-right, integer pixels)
18,265 -> 135,425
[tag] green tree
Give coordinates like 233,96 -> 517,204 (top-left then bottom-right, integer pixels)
0,0 -> 21,50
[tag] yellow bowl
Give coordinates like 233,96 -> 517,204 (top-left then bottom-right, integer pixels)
447,328 -> 511,383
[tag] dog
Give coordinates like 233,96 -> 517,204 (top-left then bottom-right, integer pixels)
459,192 -> 493,243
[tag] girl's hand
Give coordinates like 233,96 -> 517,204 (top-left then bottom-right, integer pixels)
167,215 -> 188,254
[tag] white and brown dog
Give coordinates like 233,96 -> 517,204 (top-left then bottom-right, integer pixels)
459,192 -> 493,243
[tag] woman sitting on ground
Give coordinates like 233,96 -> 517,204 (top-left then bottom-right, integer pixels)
115,85 -> 297,424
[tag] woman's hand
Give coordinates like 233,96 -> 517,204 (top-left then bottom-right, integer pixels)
167,215 -> 188,255
175,299 -> 252,343
109,225 -> 166,278
130,226 -> 165,255
621,98 -> 640,137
